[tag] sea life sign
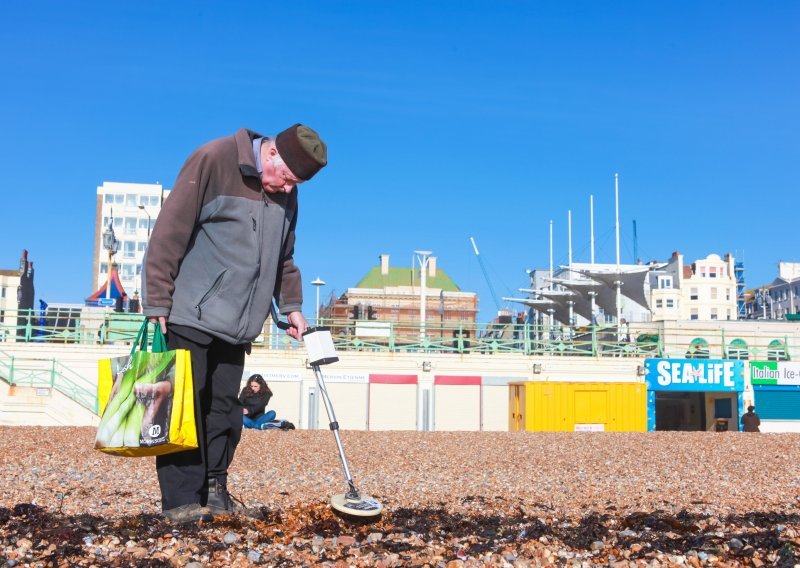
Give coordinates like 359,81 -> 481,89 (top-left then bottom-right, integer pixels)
644,359 -> 744,392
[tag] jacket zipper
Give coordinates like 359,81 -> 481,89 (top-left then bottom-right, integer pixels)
239,204 -> 265,340
195,271 -> 226,320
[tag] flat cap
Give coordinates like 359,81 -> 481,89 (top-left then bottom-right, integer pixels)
275,124 -> 327,181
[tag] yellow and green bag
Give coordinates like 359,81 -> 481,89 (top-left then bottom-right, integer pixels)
95,321 -> 197,457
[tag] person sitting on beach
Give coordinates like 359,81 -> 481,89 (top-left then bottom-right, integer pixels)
239,374 -> 277,430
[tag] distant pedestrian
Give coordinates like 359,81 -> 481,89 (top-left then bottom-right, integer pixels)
741,405 -> 761,432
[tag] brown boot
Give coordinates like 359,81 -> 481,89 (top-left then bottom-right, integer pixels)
161,503 -> 213,524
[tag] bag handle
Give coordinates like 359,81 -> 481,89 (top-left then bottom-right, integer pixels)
129,319 -> 168,355
151,324 -> 167,353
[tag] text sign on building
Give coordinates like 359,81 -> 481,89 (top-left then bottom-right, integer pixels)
751,362 -> 800,386
644,359 -> 744,392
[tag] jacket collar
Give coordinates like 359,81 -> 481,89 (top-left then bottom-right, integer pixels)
236,128 -> 268,178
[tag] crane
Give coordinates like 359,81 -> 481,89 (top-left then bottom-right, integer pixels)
469,236 -> 502,312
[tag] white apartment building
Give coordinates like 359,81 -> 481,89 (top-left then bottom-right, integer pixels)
0,269 -> 21,337
92,182 -> 170,297
650,252 -> 737,322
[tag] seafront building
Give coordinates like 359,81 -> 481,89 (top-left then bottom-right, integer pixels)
92,182 -> 170,297
319,254 -> 478,342
0,268 -> 20,339
649,252 -> 738,322
745,261 -> 800,320
511,251 -> 739,327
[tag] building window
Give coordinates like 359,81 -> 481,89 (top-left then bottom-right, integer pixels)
655,299 -> 663,308
709,267 -> 717,278
137,242 -> 147,252
767,339 -> 790,362
728,339 -> 749,360
125,217 -> 137,234
104,194 -> 114,204
100,263 -> 108,274
136,263 -> 142,276
690,288 -> 698,300
726,290 -> 731,301
139,195 -> 149,206
710,308 -> 718,320
122,264 -> 135,280
666,299 -> 675,308
687,337 -> 710,359
125,194 -> 137,207
138,218 -> 149,230
711,287 -> 718,300
1,287 -> 5,298
124,241 -> 136,258
150,195 -> 160,206
690,309 -> 698,320
114,194 -> 124,205
114,216 -> 123,228
657,275 -> 673,289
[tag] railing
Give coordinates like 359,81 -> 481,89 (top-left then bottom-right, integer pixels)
1,308 -> 799,361
0,349 -> 98,414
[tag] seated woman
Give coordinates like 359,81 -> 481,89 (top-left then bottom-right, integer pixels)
239,374 -> 277,430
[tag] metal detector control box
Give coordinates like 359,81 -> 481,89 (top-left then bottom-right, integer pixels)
302,327 -> 339,366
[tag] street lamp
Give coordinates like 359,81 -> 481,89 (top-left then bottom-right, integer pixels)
138,204 -> 152,238
414,250 -> 432,341
102,213 -> 120,300
137,205 -> 152,296
311,277 -> 326,324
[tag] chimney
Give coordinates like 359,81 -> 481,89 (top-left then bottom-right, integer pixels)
428,256 -> 437,278
379,254 -> 390,275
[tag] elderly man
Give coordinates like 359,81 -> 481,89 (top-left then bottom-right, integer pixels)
142,125 -> 327,522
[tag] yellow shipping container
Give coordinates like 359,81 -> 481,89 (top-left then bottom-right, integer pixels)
509,382 -> 646,432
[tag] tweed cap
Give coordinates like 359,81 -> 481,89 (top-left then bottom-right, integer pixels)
275,124 -> 327,181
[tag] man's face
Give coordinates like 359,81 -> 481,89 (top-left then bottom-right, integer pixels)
261,150 -> 304,194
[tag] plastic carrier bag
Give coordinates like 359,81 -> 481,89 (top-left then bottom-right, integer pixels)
95,320 -> 197,457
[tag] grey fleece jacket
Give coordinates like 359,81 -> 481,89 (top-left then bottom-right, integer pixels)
141,128 -> 302,344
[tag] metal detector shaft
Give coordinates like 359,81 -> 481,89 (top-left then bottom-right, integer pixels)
312,364 -> 358,495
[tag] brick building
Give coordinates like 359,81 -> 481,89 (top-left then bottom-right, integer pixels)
320,254 -> 478,342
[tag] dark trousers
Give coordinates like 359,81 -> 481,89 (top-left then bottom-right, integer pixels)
156,326 -> 246,510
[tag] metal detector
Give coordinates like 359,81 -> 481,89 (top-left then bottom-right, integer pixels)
271,306 -> 383,518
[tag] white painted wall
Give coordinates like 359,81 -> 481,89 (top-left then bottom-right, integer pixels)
369,384 -> 417,431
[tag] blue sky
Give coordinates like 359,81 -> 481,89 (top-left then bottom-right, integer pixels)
1,2 -> 798,321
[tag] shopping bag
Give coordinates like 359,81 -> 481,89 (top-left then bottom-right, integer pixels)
95,320 -> 197,457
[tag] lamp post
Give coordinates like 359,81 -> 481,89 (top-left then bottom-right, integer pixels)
414,250 -> 432,341
137,205 -> 152,296
311,277 -> 325,324
101,213 -> 120,300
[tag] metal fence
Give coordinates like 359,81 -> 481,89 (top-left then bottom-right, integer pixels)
1,308 -> 798,361
0,349 -> 98,413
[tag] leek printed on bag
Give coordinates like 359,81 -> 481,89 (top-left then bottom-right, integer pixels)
96,350 -> 177,449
